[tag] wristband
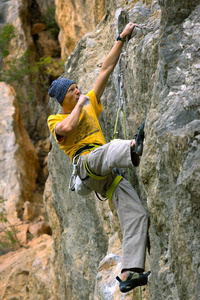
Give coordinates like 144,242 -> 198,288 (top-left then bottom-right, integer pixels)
116,35 -> 126,42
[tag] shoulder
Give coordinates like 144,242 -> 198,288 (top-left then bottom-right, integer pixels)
86,90 -> 103,115
47,114 -> 69,132
47,114 -> 68,123
87,90 -> 97,101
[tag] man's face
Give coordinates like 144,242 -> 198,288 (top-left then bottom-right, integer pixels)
62,83 -> 81,111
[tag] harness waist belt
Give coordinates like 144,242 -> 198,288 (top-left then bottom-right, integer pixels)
74,143 -> 101,157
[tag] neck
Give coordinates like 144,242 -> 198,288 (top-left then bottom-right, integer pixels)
62,106 -> 73,114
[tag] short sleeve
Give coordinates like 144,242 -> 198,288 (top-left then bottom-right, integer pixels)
87,90 -> 103,117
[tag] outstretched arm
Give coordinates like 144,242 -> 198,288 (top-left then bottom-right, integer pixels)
93,22 -> 139,102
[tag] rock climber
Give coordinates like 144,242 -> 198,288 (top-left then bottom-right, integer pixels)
47,22 -> 150,293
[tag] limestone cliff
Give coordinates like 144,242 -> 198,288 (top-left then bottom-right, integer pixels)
55,0 -> 105,59
0,83 -> 39,220
0,0 -> 199,299
0,0 -> 107,298
47,0 -> 200,299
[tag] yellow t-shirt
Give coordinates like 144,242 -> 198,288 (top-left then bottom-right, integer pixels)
47,90 -> 106,161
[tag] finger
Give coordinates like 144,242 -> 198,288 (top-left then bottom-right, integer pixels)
131,140 -> 136,147
132,23 -> 141,28
128,22 -> 140,27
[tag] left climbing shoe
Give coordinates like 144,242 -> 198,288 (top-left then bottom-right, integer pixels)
135,121 -> 145,156
116,270 -> 151,293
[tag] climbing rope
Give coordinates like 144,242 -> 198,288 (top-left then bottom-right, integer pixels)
112,105 -> 131,183
115,53 -> 143,300
111,53 -> 131,182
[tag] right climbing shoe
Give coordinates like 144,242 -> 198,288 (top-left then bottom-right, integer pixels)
135,121 -> 145,156
116,270 -> 151,293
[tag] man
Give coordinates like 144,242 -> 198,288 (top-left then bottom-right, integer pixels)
47,22 -> 150,293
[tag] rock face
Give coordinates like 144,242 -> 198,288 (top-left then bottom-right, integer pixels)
0,0 -> 60,140
0,83 -> 56,298
47,0 -> 200,299
55,0 -> 106,59
0,0 -> 199,299
0,234 -> 55,300
0,82 -> 39,219
0,0 -> 107,299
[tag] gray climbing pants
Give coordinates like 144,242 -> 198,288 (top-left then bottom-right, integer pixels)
77,139 -> 148,271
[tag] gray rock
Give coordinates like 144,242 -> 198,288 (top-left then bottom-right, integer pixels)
47,0 -> 200,299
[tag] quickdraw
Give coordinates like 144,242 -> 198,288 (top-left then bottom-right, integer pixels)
69,144 -> 101,191
69,155 -> 79,191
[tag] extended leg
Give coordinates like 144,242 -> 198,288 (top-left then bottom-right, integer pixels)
87,122 -> 145,174
112,178 -> 148,271
111,178 -> 150,292
86,139 -> 135,176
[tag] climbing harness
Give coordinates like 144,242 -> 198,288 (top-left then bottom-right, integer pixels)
69,144 -> 101,194
105,174 -> 123,200
74,143 -> 101,157
84,156 -> 108,181
84,155 -> 123,201
69,143 -> 124,200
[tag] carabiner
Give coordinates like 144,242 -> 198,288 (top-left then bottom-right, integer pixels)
69,155 -> 79,191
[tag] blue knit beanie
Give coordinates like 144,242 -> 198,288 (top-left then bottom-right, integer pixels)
48,78 -> 75,105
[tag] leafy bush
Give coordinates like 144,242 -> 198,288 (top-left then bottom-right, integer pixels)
0,23 -> 15,58
1,51 -> 31,83
0,51 -> 64,100
0,196 -> 22,255
0,22 -> 64,118
41,6 -> 59,38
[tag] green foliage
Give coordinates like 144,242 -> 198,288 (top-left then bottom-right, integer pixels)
0,197 -> 7,223
1,51 -> 31,83
41,6 -> 59,38
0,22 -> 64,107
0,23 -> 15,58
0,196 -> 21,255
0,50 -> 64,102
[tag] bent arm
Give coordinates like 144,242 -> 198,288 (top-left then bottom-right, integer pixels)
55,104 -> 82,137
93,23 -> 139,101
55,95 -> 88,137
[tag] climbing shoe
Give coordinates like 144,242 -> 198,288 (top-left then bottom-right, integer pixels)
135,121 -> 145,156
116,270 -> 151,293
